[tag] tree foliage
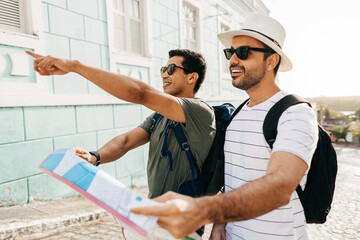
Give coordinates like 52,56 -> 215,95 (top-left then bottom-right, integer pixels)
320,106 -> 359,144
329,125 -> 350,142
355,108 -> 360,118
320,106 -> 345,119
349,121 -> 360,146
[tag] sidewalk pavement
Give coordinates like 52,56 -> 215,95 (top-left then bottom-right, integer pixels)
0,188 -> 149,240
0,196 -> 109,240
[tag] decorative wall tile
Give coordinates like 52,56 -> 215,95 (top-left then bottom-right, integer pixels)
0,139 -> 53,183
49,6 -> 84,39
24,106 -> 76,140
76,105 -> 113,132
0,108 -> 24,144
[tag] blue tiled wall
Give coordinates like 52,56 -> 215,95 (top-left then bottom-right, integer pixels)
0,104 -> 151,206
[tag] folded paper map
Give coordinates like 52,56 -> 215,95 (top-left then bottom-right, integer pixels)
38,148 -> 202,240
38,148 -> 158,237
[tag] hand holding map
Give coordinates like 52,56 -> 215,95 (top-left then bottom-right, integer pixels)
38,148 -> 158,236
38,148 -> 202,240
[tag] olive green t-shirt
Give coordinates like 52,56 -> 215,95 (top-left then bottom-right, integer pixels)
139,98 -> 216,198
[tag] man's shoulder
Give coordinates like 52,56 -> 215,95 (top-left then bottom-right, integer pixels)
178,97 -> 213,112
178,98 -> 215,131
178,97 -> 208,105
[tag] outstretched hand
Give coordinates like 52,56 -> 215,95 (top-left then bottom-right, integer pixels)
25,50 -> 74,76
131,191 -> 208,239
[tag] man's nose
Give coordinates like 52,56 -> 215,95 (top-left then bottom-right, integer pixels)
229,52 -> 240,65
161,70 -> 170,78
161,72 -> 167,78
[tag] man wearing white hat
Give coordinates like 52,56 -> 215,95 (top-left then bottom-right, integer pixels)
132,14 -> 318,240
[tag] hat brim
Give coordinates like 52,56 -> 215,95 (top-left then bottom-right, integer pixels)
218,30 -> 292,72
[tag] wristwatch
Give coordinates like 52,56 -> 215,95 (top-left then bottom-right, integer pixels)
89,151 -> 101,166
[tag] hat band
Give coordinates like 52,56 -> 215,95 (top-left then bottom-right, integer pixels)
242,29 -> 282,49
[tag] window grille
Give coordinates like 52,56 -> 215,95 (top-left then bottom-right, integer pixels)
0,0 -> 25,33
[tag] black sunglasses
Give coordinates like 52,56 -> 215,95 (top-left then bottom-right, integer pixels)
223,46 -> 273,60
160,63 -> 187,76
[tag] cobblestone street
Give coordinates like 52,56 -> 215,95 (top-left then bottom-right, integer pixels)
15,147 -> 360,240
307,147 -> 360,240
15,219 -> 211,240
15,218 -> 127,240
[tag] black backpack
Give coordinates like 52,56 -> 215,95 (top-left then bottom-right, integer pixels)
151,103 -> 235,197
262,94 -> 338,223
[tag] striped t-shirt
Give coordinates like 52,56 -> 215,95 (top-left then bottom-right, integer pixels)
224,91 -> 318,240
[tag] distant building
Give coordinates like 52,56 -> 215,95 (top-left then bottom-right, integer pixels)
0,0 -> 269,206
323,117 -> 349,128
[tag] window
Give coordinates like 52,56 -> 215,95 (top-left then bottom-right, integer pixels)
0,0 -> 44,107
0,0 -> 25,33
220,23 -> 230,74
182,3 -> 198,50
112,0 -> 143,55
107,0 -> 153,96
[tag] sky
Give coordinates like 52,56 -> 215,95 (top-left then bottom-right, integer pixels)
261,0 -> 360,97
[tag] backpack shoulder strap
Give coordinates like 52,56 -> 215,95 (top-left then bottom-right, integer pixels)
173,124 -> 201,173
225,98 -> 250,129
263,94 -> 311,149
158,118 -> 201,196
173,123 -> 201,196
150,113 -> 163,133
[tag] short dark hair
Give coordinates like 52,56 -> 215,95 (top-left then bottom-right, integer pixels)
262,43 -> 281,75
168,49 -> 207,94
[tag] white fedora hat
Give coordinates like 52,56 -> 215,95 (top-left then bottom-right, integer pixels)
217,13 -> 292,72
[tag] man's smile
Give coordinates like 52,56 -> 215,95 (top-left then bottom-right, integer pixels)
230,66 -> 244,79
163,80 -> 172,88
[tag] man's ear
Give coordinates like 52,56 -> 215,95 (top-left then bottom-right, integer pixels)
266,53 -> 280,71
188,72 -> 198,84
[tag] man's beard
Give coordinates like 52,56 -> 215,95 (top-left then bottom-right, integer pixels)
232,62 -> 266,90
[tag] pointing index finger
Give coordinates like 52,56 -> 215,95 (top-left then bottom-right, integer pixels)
25,50 -> 43,59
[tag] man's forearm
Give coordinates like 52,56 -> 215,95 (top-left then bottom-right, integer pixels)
95,128 -> 149,165
71,61 -> 153,105
200,173 -> 292,224
96,135 -> 128,164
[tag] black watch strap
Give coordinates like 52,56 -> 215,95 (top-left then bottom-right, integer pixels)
89,151 -> 101,166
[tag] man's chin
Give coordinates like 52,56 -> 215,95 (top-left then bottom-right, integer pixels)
163,88 -> 171,95
232,79 -> 247,91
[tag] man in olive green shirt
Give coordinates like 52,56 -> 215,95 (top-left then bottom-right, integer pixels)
26,49 -> 215,199
140,97 -> 215,198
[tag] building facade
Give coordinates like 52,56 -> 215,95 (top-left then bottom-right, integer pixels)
0,0 -> 268,206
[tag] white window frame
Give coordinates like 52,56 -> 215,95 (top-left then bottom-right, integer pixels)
111,0 -> 144,56
219,21 -> 231,79
179,0 -> 202,52
0,0 -> 48,107
106,0 -> 154,87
